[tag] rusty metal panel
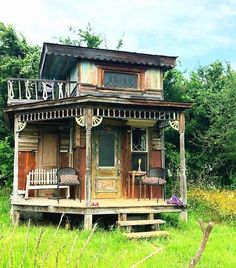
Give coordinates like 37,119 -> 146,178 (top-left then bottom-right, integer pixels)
80,61 -> 97,85
145,68 -> 161,90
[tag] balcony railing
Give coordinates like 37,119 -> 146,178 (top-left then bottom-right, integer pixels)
7,78 -> 78,104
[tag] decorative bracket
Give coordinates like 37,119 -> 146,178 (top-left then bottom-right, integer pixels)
75,116 -> 103,128
169,120 -> 179,132
17,121 -> 27,133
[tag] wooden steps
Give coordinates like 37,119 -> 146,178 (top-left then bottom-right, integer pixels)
118,209 -> 170,239
119,208 -> 160,214
117,219 -> 166,227
125,231 -> 169,239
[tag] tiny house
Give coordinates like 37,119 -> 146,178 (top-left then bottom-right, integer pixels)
5,43 -> 191,232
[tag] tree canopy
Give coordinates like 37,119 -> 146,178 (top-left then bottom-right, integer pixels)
0,21 -> 235,187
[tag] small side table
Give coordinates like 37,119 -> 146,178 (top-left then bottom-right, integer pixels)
128,171 -> 146,199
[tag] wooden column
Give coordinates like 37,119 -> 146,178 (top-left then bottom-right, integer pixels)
69,127 -> 73,167
179,112 -> 187,221
85,108 -> 93,207
160,129 -> 165,169
13,115 -> 19,203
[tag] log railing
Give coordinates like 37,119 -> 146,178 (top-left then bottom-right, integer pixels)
7,78 -> 78,103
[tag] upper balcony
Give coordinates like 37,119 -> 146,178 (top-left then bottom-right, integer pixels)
7,78 -> 78,105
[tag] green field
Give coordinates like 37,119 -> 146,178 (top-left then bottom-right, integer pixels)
0,189 -> 235,268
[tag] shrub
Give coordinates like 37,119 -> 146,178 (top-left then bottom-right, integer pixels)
188,188 -> 236,222
0,138 -> 13,187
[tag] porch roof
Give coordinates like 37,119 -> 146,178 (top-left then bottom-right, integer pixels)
5,94 -> 192,113
40,43 -> 177,79
4,95 -> 191,127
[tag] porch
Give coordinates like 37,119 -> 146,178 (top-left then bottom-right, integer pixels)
6,93 -> 190,229
12,197 -> 185,230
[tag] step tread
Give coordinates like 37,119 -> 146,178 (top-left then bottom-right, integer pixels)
117,219 -> 166,226
119,209 -> 160,214
125,231 -> 169,239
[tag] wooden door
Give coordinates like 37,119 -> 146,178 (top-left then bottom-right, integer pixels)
92,128 -> 121,198
38,133 -> 59,170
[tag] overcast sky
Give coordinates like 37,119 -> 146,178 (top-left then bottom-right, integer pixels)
0,0 -> 236,72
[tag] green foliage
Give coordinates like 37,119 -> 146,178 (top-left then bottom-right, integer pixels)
164,61 -> 236,186
0,191 -> 235,267
0,139 -> 13,186
58,23 -> 105,48
58,23 -> 124,50
0,22 -> 40,186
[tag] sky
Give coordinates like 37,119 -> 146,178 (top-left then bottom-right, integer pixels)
0,0 -> 236,72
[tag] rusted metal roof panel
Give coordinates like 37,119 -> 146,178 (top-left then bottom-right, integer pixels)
40,43 -> 177,79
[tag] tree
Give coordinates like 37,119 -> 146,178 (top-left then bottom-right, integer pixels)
58,23 -> 105,48
164,61 -> 236,186
0,22 -> 40,185
58,23 -> 124,50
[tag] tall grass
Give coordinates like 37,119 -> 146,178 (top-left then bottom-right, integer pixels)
0,188 -> 235,267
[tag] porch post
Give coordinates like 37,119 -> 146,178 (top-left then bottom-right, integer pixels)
160,129 -> 165,169
85,108 -> 93,208
179,112 -> 187,221
13,114 -> 19,203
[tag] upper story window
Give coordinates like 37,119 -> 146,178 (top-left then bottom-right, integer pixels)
104,71 -> 138,89
97,65 -> 145,91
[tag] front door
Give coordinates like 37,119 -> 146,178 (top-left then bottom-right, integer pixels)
92,128 -> 121,198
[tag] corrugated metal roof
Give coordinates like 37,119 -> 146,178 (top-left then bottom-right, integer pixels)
40,43 -> 177,79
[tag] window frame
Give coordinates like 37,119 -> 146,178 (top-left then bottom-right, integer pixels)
103,71 -> 139,90
97,64 -> 145,91
131,127 -> 148,153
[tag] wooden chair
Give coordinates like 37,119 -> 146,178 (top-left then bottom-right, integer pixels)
56,167 -> 81,203
138,167 -> 166,202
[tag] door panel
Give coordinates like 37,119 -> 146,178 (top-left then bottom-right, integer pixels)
92,129 -> 121,198
38,133 -> 59,170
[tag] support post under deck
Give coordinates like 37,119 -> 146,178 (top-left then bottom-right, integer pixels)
179,112 -> 187,222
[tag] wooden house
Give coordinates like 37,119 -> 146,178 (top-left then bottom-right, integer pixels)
5,43 -> 191,234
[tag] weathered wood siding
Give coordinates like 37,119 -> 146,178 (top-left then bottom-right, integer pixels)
74,60 -> 163,98
19,126 -> 39,151
145,68 -> 161,89
80,61 -> 97,85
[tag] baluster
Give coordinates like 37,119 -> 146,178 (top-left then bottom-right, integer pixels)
18,80 -> 22,100
35,81 -> 38,100
25,81 -> 31,99
58,82 -> 64,99
8,80 -> 14,100
51,82 -> 55,100
42,82 -> 48,100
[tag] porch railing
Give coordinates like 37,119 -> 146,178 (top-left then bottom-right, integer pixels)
7,78 -> 78,103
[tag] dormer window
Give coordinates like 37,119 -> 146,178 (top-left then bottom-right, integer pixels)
104,71 -> 138,89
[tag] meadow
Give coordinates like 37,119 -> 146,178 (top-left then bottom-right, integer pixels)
0,188 -> 235,268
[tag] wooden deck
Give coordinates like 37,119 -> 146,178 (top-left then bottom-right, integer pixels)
12,198 -> 184,215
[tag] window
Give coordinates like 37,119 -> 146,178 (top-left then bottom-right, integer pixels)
131,128 -> 148,171
99,133 -> 115,166
104,71 -> 138,89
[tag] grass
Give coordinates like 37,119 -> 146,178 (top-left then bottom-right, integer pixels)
0,188 -> 235,267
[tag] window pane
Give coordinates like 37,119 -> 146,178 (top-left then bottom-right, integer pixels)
99,133 -> 115,166
131,153 -> 147,171
104,71 -> 138,89
132,128 -> 147,151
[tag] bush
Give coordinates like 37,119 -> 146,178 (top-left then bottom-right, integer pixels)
0,138 -> 13,187
188,188 -> 236,222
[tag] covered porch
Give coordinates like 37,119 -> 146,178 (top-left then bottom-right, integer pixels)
7,95 -> 190,228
